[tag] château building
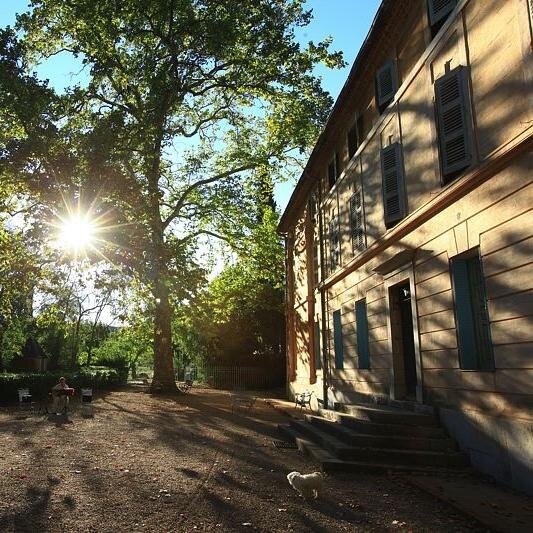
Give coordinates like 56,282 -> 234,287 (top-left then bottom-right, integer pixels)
279,0 -> 533,493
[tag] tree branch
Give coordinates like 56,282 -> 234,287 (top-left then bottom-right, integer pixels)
162,163 -> 258,230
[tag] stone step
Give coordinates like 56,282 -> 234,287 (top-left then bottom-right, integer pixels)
340,403 -> 440,427
287,420 -> 468,468
319,410 -> 448,439
278,425 -> 470,475
305,414 -> 457,452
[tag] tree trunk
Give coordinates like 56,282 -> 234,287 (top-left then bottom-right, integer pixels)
150,273 -> 176,392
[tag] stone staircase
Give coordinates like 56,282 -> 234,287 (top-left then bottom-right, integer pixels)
278,402 -> 469,474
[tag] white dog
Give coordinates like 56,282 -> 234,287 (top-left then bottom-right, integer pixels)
287,471 -> 324,500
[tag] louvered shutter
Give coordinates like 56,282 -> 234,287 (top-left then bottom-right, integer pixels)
328,158 -> 336,189
350,190 -> 365,252
314,321 -> 321,370
376,59 -> 397,109
380,142 -> 406,227
466,254 -> 494,370
434,66 -> 472,179
333,310 -> 344,369
347,123 -> 358,159
335,152 -> 341,179
356,300 -> 370,369
428,0 -> 458,27
329,217 -> 340,271
451,258 -> 478,369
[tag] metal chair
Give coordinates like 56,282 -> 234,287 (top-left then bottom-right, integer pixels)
294,390 -> 313,410
231,390 -> 256,414
17,388 -> 34,414
178,379 -> 193,393
80,388 -> 94,417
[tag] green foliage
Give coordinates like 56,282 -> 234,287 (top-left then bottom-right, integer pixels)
182,206 -> 285,367
0,1 -> 343,388
0,366 -> 125,402
92,320 -> 153,378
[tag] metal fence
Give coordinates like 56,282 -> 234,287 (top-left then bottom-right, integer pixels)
176,365 -> 285,390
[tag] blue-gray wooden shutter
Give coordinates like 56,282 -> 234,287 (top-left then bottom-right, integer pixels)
355,300 -> 370,369
350,189 -> 365,252
333,310 -> 344,369
328,158 -> 336,189
434,66 -> 472,179
314,321 -> 321,370
376,59 -> 397,108
451,259 -> 477,369
467,254 -> 494,370
428,0 -> 458,27
347,122 -> 358,159
335,151 -> 341,179
451,253 -> 496,370
380,142 -> 406,226
329,217 -> 340,271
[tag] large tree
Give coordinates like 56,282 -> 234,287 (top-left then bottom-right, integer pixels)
3,0 -> 342,391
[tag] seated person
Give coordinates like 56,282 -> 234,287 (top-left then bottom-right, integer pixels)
51,376 -> 71,414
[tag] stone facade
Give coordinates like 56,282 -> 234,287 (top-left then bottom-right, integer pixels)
279,0 -> 533,494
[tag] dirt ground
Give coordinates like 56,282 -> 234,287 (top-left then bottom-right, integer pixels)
0,387 -> 487,533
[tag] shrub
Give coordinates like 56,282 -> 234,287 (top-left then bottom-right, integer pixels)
0,366 -> 127,403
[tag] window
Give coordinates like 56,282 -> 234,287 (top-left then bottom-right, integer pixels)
375,59 -> 398,112
307,194 -> 317,223
349,189 -> 365,253
380,142 -> 406,227
348,114 -> 367,159
347,122 -> 358,160
314,321 -> 321,370
451,250 -> 494,370
355,299 -> 370,369
329,216 -> 340,272
434,66 -> 473,182
313,235 -> 319,286
327,152 -> 341,189
428,0 -> 458,34
333,310 -> 344,369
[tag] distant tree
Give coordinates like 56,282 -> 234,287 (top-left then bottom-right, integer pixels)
1,2 -> 343,391
186,202 -> 285,368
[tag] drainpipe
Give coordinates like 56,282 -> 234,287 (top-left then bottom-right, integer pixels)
316,182 -> 330,410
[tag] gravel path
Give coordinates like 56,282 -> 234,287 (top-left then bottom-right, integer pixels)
0,387 -> 486,532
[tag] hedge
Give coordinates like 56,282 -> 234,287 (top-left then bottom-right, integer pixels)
0,366 -> 127,403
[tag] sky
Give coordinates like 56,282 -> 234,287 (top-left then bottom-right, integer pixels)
0,0 -> 382,213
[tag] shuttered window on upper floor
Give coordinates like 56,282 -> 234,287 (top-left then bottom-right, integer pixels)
328,158 -> 336,189
434,66 -> 473,182
308,194 -> 317,223
328,152 -> 342,189
375,59 -> 398,112
333,310 -> 344,370
348,113 -> 367,160
329,216 -> 340,272
314,321 -> 321,370
451,250 -> 494,371
347,122 -> 358,160
380,142 -> 406,228
350,188 -> 365,253
428,0 -> 458,31
355,299 -> 370,370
